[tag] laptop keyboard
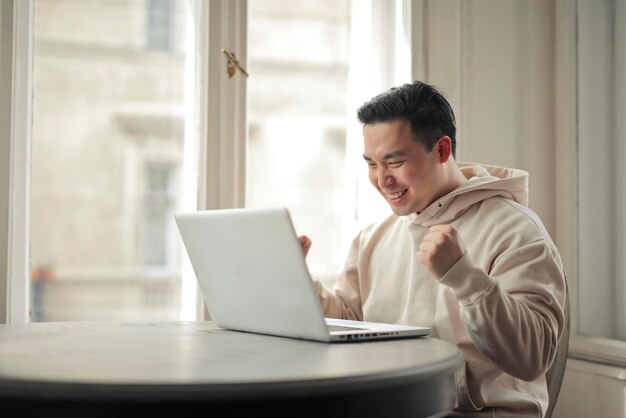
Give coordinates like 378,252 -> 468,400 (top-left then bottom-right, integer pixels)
327,324 -> 369,332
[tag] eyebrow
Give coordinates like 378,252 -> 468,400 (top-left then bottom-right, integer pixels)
362,150 -> 407,161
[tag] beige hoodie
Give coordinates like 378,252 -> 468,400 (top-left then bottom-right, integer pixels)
314,162 -> 567,418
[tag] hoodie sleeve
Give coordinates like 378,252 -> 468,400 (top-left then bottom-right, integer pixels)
437,239 -> 566,382
312,234 -> 364,321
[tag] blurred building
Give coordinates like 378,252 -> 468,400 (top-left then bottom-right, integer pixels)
30,0 -> 352,321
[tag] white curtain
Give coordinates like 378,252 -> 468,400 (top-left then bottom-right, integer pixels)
340,0 -> 412,258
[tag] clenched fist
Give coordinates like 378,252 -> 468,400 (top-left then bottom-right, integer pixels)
417,224 -> 465,279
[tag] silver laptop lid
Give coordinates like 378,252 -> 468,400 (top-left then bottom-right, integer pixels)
175,207 -> 332,342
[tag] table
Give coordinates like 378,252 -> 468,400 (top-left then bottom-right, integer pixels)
0,321 -> 464,417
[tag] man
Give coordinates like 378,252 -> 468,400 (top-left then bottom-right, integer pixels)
300,81 -> 567,418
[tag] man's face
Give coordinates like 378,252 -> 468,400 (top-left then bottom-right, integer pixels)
363,119 -> 443,216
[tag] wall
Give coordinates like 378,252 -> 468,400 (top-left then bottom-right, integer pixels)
554,360 -> 626,418
414,0 -> 556,234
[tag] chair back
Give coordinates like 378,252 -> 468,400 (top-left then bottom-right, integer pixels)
544,274 -> 570,418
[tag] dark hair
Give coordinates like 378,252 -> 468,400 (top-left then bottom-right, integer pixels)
356,81 -> 457,157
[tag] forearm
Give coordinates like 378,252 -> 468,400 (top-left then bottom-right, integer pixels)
313,277 -> 363,321
439,248 -> 566,381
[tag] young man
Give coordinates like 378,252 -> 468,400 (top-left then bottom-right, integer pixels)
301,81 -> 567,418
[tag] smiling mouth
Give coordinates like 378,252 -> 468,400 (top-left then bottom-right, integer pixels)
387,189 -> 408,200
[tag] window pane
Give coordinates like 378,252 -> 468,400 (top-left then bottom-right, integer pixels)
578,0 -> 626,342
247,0 -> 352,284
30,0 -> 196,321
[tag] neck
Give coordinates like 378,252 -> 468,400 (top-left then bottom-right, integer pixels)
432,159 -> 468,204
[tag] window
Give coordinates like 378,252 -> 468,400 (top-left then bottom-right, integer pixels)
146,0 -> 174,51
143,164 -> 177,269
28,0 -> 197,322
246,0 -> 410,285
574,0 -> 626,365
246,0 -> 353,283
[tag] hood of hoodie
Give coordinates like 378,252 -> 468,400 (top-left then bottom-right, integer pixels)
401,162 -> 529,227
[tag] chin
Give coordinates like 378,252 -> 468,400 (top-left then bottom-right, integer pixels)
389,206 -> 414,217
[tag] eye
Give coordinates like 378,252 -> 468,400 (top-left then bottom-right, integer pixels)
389,160 -> 405,167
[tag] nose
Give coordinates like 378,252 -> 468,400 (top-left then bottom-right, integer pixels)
375,166 -> 395,189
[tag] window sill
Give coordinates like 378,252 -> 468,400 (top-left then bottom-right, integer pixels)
566,358 -> 626,381
569,335 -> 626,370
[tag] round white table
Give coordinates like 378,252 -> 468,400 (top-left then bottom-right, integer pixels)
0,321 -> 464,417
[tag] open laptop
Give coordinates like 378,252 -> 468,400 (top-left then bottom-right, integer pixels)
175,207 -> 430,342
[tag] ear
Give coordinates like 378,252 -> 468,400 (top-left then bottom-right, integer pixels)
435,136 -> 452,163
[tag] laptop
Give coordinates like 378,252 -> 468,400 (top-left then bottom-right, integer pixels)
175,207 -> 430,342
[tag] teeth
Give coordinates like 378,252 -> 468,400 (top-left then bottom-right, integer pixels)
388,189 -> 407,199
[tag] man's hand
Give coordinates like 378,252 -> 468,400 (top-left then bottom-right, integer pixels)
298,235 -> 312,258
417,224 -> 465,279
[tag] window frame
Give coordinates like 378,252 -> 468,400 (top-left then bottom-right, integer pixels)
0,0 -> 32,324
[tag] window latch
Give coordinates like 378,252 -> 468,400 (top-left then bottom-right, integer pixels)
221,49 -> 249,78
